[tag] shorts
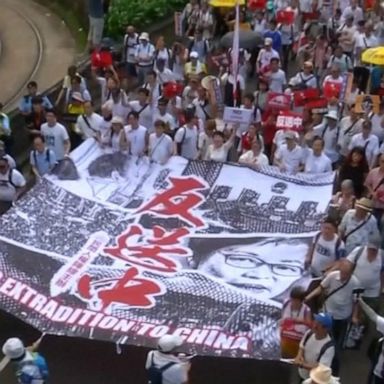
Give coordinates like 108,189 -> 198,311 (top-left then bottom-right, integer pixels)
88,16 -> 105,46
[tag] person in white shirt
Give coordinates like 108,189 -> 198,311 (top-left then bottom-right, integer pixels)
305,217 -> 346,277
265,57 -> 287,93
128,88 -> 153,131
145,334 -> 190,384
198,119 -> 215,160
102,116 -> 125,151
0,157 -> 26,214
256,38 -> 280,75
341,0 -> 363,25
153,98 -> 177,135
273,129 -> 299,150
40,109 -> 70,161
155,58 -> 175,85
338,105 -> 364,158
192,87 -> 213,122
174,107 -> 199,160
206,127 -> 236,163
274,131 -> 305,174
143,70 -> 163,109
288,62 -> 318,90
339,198 -> 380,254
135,32 -> 155,85
327,45 -> 353,74
355,22 -> 379,67
349,120 -> 380,168
239,137 -> 269,168
294,313 -> 335,381
149,120 -> 174,165
323,65 -> 344,91
304,137 -> 333,174
347,234 -> 384,309
122,25 -> 139,79
313,111 -> 341,165
120,111 -> 148,156
305,259 -> 360,375
337,15 -> 356,56
75,101 -> 103,141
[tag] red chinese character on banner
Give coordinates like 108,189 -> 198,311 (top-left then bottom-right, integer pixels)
77,267 -> 164,311
104,224 -> 190,273
137,177 -> 206,227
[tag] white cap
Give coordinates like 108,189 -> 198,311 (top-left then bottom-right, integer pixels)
324,110 -> 339,120
189,51 -> 199,59
264,37 -> 273,46
139,32 -> 149,41
158,334 -> 184,353
2,338 -> 25,359
111,116 -> 124,125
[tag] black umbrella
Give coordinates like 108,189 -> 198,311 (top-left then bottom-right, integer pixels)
220,30 -> 263,50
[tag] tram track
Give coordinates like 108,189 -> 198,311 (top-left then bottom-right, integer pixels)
0,0 -> 44,111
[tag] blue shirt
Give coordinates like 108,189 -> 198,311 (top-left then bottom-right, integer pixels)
88,0 -> 104,18
264,30 -> 282,52
19,94 -> 52,115
30,148 -> 57,176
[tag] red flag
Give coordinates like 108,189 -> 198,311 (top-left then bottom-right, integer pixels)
266,92 -> 291,110
248,0 -> 267,10
293,88 -> 320,107
276,9 -> 295,24
323,80 -> 342,100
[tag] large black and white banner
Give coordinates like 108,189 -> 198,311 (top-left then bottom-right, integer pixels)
0,140 -> 333,359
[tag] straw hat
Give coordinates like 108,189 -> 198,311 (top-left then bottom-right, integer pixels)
308,365 -> 340,384
355,197 -> 373,212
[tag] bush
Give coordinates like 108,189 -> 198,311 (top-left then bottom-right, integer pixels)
107,0 -> 186,38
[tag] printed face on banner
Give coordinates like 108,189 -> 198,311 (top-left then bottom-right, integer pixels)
197,239 -> 307,301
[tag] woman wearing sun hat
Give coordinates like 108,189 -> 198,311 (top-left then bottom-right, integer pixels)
303,364 -> 340,384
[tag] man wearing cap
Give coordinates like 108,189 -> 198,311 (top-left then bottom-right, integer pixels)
288,62 -> 318,90
346,234 -> 383,312
294,313 -> 335,381
2,337 -> 48,384
256,38 -> 280,75
339,197 -> 380,254
184,51 -> 207,80
349,120 -> 380,168
313,110 -> 341,167
145,334 -> 190,384
305,260 -> 360,374
273,131 -> 305,174
135,32 -> 155,85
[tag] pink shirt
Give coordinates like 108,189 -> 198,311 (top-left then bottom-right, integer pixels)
365,167 -> 384,209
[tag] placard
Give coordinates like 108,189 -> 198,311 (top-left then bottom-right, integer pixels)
223,107 -> 253,124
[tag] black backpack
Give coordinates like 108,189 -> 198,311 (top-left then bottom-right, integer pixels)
147,353 -> 176,384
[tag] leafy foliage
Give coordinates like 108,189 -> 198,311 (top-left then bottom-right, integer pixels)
107,0 -> 185,37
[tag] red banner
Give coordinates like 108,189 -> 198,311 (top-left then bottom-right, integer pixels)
323,80 -> 342,100
276,111 -> 303,131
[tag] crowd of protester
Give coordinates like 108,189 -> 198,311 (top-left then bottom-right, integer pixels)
1,0 -> 384,383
